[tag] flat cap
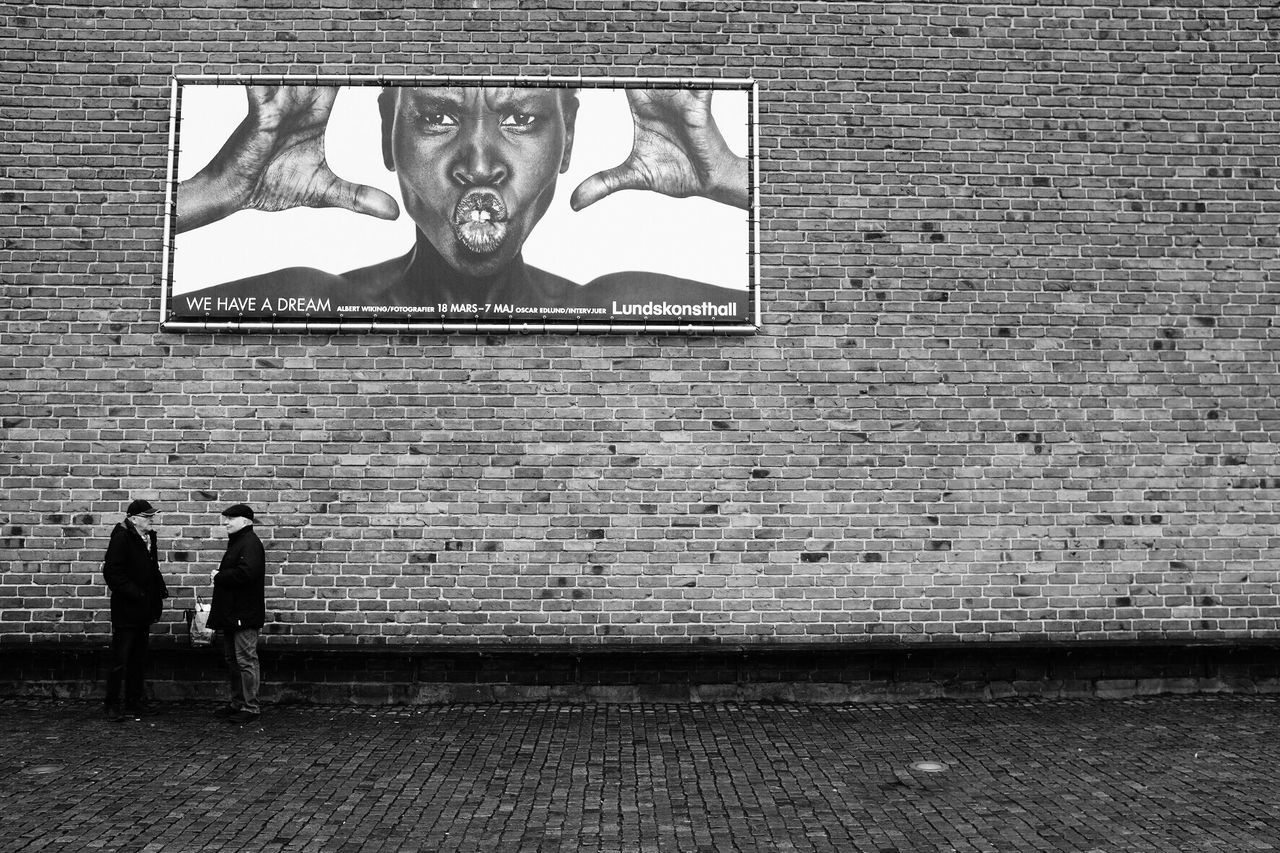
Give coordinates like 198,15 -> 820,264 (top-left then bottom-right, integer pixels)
220,503 -> 254,521
126,499 -> 157,517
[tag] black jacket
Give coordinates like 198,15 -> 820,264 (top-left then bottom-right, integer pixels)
103,521 -> 169,627
208,525 -> 266,630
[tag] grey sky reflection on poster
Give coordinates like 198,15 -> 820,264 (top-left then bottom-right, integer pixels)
165,79 -> 755,330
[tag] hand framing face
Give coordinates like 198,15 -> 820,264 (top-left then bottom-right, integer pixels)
176,85 -> 400,234
569,88 -> 749,212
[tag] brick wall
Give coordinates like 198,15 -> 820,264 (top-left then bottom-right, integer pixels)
3,1 -> 1279,648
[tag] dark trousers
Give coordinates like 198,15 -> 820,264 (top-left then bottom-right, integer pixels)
104,624 -> 151,708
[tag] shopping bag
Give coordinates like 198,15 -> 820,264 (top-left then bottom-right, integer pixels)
189,594 -> 214,647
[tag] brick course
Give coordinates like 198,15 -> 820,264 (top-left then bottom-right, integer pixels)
3,1 -> 1279,647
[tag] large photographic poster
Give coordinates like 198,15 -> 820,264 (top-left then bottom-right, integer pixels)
161,77 -> 757,332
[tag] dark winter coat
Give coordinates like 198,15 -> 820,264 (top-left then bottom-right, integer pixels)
208,525 -> 266,630
103,521 -> 169,627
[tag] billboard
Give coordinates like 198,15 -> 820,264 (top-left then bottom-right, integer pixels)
160,77 -> 758,333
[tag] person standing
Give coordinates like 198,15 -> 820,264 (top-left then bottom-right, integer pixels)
208,503 -> 266,724
102,498 -> 170,722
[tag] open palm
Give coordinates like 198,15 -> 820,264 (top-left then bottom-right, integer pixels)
176,85 -> 398,232
570,89 -> 748,211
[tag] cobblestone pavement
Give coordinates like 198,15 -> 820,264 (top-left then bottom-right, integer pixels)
1,696 -> 1277,852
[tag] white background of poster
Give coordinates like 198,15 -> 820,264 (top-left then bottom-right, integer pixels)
170,84 -> 750,296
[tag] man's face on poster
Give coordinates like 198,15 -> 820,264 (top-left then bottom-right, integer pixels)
382,86 -> 577,278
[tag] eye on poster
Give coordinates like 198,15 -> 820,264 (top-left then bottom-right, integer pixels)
160,77 -> 758,333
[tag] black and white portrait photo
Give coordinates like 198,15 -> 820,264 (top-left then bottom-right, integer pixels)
164,79 -> 756,330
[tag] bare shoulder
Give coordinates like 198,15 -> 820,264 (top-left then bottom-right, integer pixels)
582,271 -> 747,301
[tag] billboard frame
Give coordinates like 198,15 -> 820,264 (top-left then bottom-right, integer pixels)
159,74 -> 761,335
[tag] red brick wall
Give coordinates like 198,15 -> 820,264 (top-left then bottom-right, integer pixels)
3,2 -> 1279,646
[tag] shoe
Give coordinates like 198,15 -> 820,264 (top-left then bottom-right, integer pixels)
213,704 -> 240,718
226,709 -> 261,725
104,704 -> 126,723
125,701 -> 159,717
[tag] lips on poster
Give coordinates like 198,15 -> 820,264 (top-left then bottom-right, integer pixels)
164,79 -> 755,330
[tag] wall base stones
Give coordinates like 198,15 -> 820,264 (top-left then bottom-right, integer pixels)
4,641 -> 1278,705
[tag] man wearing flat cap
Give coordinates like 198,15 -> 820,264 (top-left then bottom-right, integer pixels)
209,503 -> 266,724
102,498 -> 170,722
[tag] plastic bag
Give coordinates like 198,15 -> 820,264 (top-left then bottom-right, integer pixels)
189,594 -> 214,647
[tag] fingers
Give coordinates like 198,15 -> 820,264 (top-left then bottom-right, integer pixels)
322,179 -> 400,221
245,85 -> 277,111
245,85 -> 337,132
348,184 -> 400,221
569,164 -> 644,211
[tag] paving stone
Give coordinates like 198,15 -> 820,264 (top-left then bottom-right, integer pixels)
0,696 -> 1277,851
